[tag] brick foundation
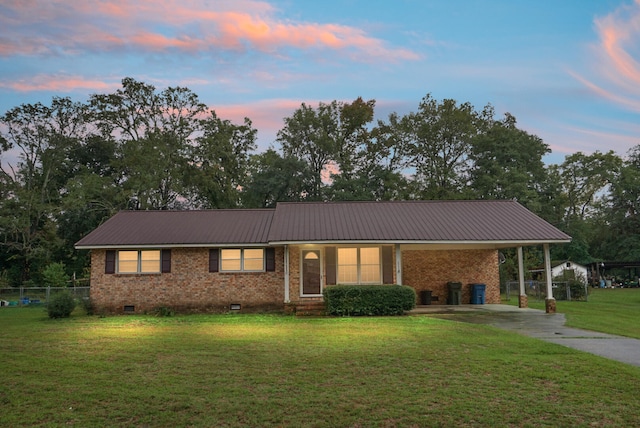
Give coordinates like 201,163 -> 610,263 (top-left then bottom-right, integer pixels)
518,294 -> 528,308
545,298 -> 556,313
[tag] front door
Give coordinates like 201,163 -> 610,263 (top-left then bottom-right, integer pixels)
302,250 -> 321,295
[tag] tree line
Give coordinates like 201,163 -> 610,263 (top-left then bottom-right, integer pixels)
1,77 -> 638,287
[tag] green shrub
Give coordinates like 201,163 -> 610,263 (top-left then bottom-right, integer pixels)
553,272 -> 588,301
324,284 -> 416,316
42,262 -> 70,288
80,297 -> 94,316
46,292 -> 76,319
152,306 -> 175,317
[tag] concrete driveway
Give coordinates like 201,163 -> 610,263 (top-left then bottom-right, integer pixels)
410,304 -> 640,368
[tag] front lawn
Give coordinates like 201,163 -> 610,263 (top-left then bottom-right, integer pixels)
1,307 -> 639,427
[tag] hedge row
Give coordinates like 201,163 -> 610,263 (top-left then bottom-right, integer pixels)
323,284 -> 416,316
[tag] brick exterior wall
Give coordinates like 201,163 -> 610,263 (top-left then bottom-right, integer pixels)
286,245 -> 398,305
90,248 -> 284,314
89,245 -> 500,313
401,249 -> 500,304
287,246 -> 500,306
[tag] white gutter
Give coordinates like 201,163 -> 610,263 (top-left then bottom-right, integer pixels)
266,239 -> 571,247
75,243 -> 272,250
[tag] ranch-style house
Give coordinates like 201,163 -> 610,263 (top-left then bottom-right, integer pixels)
75,200 -> 571,314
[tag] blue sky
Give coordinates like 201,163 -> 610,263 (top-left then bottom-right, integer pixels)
1,0 -> 639,165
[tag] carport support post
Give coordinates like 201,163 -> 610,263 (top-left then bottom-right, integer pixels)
284,245 -> 290,303
543,244 -> 556,313
395,244 -> 402,285
517,247 -> 528,308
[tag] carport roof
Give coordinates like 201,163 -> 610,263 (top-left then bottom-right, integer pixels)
268,200 -> 571,245
75,200 -> 571,249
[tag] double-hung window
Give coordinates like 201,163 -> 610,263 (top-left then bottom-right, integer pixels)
220,248 -> 265,272
337,247 -> 381,284
117,250 -> 161,273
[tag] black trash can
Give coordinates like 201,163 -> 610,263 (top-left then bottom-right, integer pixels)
470,283 -> 486,304
447,282 -> 462,305
420,290 -> 432,305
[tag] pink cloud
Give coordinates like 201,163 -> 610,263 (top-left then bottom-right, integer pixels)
574,1 -> 640,111
214,98 -> 304,149
1,0 -> 420,62
595,4 -> 640,86
0,75 -> 118,93
526,117 -> 640,161
567,70 -> 640,113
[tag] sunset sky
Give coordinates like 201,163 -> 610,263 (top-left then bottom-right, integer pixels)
2,0 -> 640,164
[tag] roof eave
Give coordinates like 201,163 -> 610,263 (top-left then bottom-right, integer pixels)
77,238 -> 571,251
74,243 -> 270,250
268,239 -> 572,247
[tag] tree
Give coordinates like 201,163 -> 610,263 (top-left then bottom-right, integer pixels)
117,131 -> 188,210
277,98 -> 375,200
185,112 -> 257,208
242,149 -> 312,207
0,98 -> 89,285
90,77 -> 161,141
544,150 -> 622,264
597,146 -> 640,260
42,262 -> 70,287
559,151 -> 622,224
326,111 -> 411,201
560,150 -> 622,222
469,112 -> 550,209
90,78 -> 208,210
400,94 -> 489,199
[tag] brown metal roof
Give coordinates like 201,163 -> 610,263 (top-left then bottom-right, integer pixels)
75,209 -> 275,248
75,200 -> 571,249
267,200 -> 571,244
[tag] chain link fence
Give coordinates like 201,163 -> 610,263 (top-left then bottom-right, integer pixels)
502,280 -> 588,302
0,287 -> 90,307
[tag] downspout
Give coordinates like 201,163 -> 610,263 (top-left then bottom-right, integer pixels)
543,244 -> 556,313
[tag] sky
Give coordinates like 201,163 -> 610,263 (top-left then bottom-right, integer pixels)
1,0 -> 640,165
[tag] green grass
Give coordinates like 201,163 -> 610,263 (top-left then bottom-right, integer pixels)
1,307 -> 640,427
507,287 -> 640,339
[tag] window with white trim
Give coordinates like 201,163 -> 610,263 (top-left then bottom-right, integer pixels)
220,248 -> 265,272
117,250 -> 161,273
337,247 -> 381,284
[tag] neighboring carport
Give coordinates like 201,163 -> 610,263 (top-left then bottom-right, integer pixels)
588,261 -> 640,287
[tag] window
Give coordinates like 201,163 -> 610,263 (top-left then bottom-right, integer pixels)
117,250 -> 161,273
337,247 -> 381,284
243,249 -> 264,271
221,249 -> 242,271
220,248 -> 265,272
360,247 -> 381,283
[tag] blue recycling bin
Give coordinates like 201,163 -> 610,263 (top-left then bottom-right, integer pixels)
470,283 -> 486,304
